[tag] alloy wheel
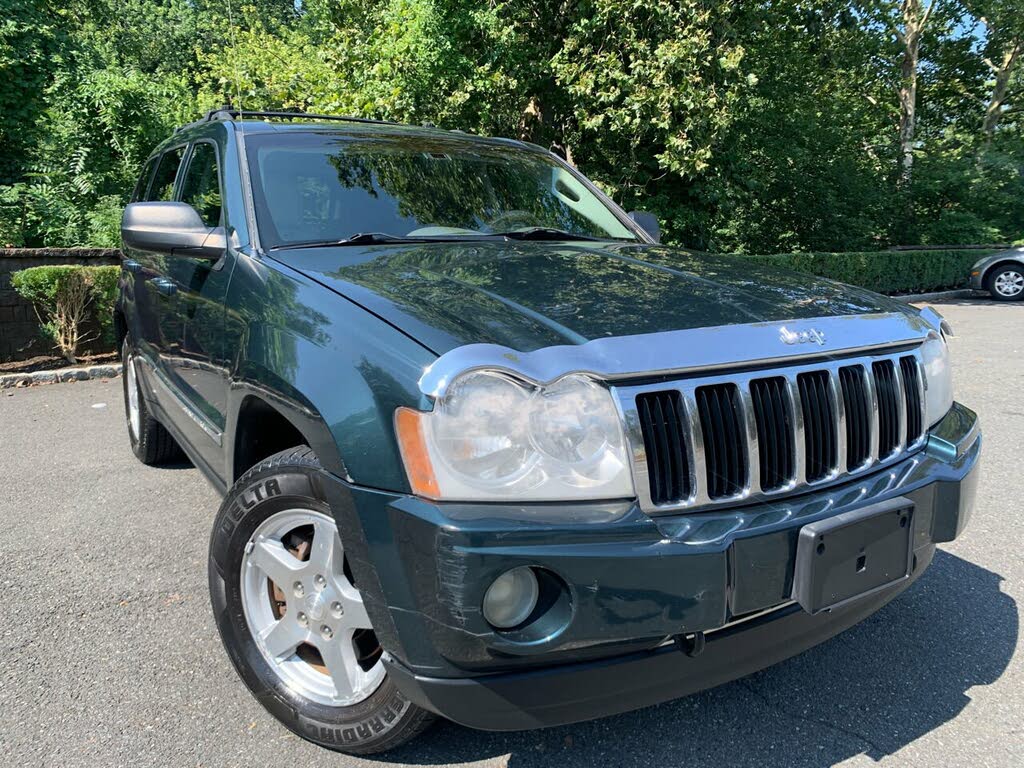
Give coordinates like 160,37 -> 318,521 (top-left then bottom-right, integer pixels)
125,353 -> 141,441
994,269 -> 1024,298
240,509 -> 386,706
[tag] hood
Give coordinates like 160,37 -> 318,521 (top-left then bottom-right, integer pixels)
275,241 -> 915,355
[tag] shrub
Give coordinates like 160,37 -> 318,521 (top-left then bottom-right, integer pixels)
741,250 -> 994,295
10,264 -> 120,362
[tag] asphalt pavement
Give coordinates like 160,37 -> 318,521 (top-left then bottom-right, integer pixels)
0,298 -> 1021,767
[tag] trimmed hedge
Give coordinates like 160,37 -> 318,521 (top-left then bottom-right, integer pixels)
741,249 -> 992,295
10,264 -> 119,361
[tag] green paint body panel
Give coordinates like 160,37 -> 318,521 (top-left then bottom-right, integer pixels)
117,118 -> 981,730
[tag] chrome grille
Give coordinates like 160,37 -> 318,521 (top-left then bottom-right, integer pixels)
617,348 -> 928,514
694,383 -> 748,499
749,377 -> 794,492
900,355 -> 925,445
838,365 -> 871,471
636,389 -> 692,505
797,370 -> 838,482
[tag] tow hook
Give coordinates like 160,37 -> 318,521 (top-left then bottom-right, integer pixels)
674,631 -> 706,658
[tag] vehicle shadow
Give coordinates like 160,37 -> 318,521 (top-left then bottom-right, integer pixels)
381,550 -> 1016,768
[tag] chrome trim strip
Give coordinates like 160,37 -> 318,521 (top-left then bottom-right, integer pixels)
864,362 -> 880,465
683,390 -> 709,507
828,368 -> 846,479
908,355 -> 928,450
419,312 -> 938,399
740,385 -> 761,495
893,358 -> 908,454
785,376 -> 806,487
616,347 -> 925,515
148,362 -> 223,445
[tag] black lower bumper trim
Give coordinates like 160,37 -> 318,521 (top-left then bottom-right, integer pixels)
385,545 -> 933,731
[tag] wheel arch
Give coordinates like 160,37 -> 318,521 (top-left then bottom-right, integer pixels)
981,257 -> 1024,286
113,307 -> 128,350
227,383 -> 349,485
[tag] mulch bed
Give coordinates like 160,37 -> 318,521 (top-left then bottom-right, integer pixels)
0,351 -> 118,375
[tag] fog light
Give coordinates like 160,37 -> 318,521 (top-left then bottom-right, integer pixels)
482,567 -> 539,629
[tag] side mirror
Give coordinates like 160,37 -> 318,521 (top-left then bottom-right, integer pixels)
628,210 -> 661,243
121,202 -> 226,260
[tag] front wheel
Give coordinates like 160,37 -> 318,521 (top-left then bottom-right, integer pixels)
986,264 -> 1024,301
208,447 -> 434,754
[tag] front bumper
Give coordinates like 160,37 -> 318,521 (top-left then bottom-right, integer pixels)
323,403 -> 980,730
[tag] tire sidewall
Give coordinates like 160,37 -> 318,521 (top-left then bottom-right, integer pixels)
208,460 -> 415,752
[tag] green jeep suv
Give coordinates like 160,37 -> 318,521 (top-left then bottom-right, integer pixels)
117,109 -> 981,754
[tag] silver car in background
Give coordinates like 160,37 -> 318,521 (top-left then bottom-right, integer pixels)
971,248 -> 1024,301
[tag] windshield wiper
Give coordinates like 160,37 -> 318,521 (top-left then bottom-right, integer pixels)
494,227 -> 605,242
275,232 -> 514,250
278,232 -> 427,250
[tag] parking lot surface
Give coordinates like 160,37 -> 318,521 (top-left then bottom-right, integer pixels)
0,299 -> 1021,768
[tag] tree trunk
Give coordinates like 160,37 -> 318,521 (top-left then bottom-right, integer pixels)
982,41 -> 1022,137
898,0 -> 930,190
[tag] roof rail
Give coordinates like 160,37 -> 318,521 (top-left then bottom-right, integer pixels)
201,107 -> 403,128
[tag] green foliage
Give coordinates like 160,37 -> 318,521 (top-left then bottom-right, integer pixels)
743,250 -> 994,295
10,264 -> 120,360
2,0 -> 1023,252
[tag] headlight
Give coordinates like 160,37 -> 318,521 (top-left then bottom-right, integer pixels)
395,371 -> 634,501
921,333 -> 953,427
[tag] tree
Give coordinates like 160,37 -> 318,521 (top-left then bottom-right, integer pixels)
968,1 -> 1024,138
895,0 -> 939,188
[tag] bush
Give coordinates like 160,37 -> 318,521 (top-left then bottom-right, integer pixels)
741,249 -> 994,295
10,264 -> 120,362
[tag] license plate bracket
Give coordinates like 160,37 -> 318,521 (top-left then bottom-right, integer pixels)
792,497 -> 914,614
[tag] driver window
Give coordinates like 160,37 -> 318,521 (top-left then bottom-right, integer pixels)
147,147 -> 185,202
180,143 -> 223,227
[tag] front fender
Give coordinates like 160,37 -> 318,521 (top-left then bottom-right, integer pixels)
225,253 -> 436,490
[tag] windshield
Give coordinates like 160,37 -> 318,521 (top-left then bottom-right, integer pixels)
244,131 -> 639,249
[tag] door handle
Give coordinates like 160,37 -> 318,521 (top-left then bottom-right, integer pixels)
123,259 -> 142,274
148,277 -> 178,297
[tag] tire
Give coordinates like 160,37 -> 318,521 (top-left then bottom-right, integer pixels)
121,336 -> 183,464
208,446 -> 434,755
985,263 -> 1024,301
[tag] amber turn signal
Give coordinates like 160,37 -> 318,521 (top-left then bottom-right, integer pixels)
394,407 -> 440,498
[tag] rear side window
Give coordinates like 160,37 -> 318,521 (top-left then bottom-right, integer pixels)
147,147 -> 185,201
179,143 -> 222,227
131,157 -> 159,203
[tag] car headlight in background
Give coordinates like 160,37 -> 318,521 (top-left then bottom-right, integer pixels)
921,332 -> 953,428
395,371 -> 634,501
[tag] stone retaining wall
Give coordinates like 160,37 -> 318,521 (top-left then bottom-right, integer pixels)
0,248 -> 120,362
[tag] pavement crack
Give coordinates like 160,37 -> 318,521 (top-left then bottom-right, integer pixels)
738,679 -> 887,758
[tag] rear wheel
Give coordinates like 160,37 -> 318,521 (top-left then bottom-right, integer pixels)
986,264 -> 1024,301
121,336 -> 182,464
208,447 -> 434,754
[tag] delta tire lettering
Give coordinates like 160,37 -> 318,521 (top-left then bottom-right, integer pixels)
300,698 -> 408,745
226,478 -> 282,525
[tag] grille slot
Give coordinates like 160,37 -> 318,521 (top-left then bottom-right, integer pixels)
900,356 -> 923,444
839,365 -> 871,470
873,360 -> 901,457
636,390 -> 692,505
695,384 -> 747,499
797,371 -> 837,482
750,377 -> 793,491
